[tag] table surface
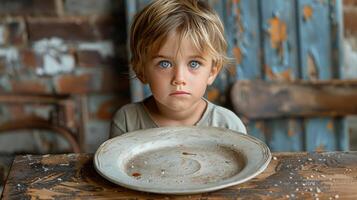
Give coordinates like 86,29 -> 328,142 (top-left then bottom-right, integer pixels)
2,152 -> 357,199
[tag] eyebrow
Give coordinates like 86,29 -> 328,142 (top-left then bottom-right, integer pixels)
153,54 -> 207,61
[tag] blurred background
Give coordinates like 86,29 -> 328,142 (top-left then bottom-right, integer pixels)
0,0 -> 356,193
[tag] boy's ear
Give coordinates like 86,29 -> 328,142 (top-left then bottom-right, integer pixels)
207,65 -> 220,85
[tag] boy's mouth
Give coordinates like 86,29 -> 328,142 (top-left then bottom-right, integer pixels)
169,91 -> 190,96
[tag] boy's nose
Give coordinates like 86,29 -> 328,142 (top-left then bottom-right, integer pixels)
172,67 -> 186,86
172,79 -> 186,86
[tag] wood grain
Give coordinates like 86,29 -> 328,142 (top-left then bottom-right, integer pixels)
2,152 -> 357,199
231,80 -> 357,119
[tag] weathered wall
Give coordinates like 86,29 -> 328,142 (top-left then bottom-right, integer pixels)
0,0 -> 356,153
343,0 -> 357,79
343,0 -> 357,150
0,0 -> 130,153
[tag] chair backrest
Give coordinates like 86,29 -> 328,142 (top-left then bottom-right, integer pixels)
0,93 -> 81,153
231,80 -> 357,119
230,79 -> 357,152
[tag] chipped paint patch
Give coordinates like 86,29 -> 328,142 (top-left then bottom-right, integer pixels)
315,144 -> 325,152
234,2 -> 244,33
268,17 -> 287,49
327,120 -> 334,130
233,47 -> 242,64
254,121 -> 266,133
307,53 -> 318,80
265,65 -> 292,81
38,54 -> 74,75
207,88 -> 220,102
303,5 -> 313,21
287,119 -> 302,138
288,129 -> 295,137
33,38 -> 74,76
0,47 -> 20,67
77,41 -> 114,58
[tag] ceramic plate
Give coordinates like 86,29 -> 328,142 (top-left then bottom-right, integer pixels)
94,126 -> 271,194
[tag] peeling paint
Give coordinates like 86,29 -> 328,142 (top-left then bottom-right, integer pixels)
37,54 -> 74,76
34,37 -> 68,53
268,17 -> 287,49
0,47 -> 20,68
327,121 -> 334,130
265,65 -> 292,81
33,39 -> 114,76
303,5 -> 313,21
255,122 -> 265,131
33,38 -> 75,76
232,46 -> 242,64
287,120 -> 300,137
287,129 -> 295,137
234,1 -> 244,33
307,53 -> 318,80
77,41 -> 114,58
207,88 -> 220,102
315,144 -> 325,152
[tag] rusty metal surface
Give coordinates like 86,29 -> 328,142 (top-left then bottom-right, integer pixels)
2,152 -> 357,199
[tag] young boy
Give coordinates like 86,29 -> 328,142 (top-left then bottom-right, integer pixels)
110,0 -> 246,137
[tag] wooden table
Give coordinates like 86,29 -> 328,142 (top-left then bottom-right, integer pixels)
2,152 -> 357,199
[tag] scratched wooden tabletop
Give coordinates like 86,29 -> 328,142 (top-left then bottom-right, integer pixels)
1,152 -> 357,199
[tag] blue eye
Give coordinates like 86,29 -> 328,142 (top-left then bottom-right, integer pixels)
189,61 -> 200,69
159,61 -> 172,68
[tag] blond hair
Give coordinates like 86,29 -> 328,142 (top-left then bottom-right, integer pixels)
130,0 -> 229,82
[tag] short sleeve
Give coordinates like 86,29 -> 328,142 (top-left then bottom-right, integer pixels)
227,112 -> 247,134
200,101 -> 247,134
109,108 -> 127,138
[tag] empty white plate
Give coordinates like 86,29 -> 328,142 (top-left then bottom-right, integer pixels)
94,126 -> 271,194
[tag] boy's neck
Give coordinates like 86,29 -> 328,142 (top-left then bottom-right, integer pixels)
144,96 -> 207,126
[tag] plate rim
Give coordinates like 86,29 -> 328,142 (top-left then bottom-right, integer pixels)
94,126 -> 271,194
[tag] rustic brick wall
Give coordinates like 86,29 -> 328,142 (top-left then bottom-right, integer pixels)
0,0 -> 130,153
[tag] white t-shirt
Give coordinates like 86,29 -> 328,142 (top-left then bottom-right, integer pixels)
110,96 -> 247,138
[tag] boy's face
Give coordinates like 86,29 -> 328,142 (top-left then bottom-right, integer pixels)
142,31 -> 219,112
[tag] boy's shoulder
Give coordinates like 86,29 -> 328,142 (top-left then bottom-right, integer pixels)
208,101 -> 238,117
113,102 -> 143,118
119,102 -> 142,111
204,100 -> 247,134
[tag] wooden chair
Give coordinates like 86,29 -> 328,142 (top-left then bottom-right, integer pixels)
230,80 -> 357,151
0,94 -> 81,153
231,80 -> 357,119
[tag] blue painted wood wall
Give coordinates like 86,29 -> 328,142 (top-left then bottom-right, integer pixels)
125,0 -> 347,152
